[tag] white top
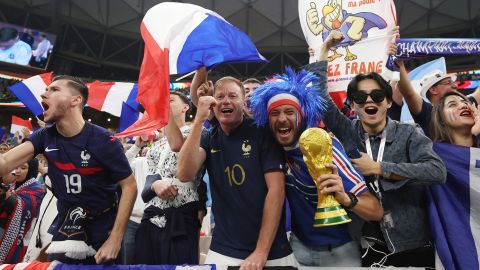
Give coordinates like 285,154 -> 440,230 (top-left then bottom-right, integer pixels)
145,125 -> 199,213
0,40 -> 32,65
33,39 -> 51,58
125,145 -> 148,223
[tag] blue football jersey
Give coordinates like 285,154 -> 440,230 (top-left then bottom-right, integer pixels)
29,122 -> 132,215
285,136 -> 367,246
200,118 -> 292,260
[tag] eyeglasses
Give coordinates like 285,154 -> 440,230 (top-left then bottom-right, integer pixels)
351,89 -> 386,104
435,80 -> 456,86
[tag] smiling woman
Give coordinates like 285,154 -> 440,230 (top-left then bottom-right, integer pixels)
430,91 -> 480,147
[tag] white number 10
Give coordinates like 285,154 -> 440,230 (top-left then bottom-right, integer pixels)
64,174 -> 82,194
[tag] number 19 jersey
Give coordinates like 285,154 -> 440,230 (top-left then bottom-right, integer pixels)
29,122 -> 132,215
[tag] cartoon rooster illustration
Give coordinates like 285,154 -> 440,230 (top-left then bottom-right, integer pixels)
306,0 -> 387,61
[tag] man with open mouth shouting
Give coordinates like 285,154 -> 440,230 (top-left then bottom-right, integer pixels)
248,30 -> 383,268
307,31 -> 446,268
177,76 -> 296,270
0,75 -> 137,265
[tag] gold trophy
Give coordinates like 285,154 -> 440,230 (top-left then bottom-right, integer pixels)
299,128 -> 351,227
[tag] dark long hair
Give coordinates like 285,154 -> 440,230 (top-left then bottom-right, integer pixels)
25,158 -> 39,181
430,91 -> 472,144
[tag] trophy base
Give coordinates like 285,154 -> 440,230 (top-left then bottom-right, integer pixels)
314,205 -> 351,227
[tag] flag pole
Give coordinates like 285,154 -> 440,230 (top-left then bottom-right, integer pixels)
175,70 -> 196,82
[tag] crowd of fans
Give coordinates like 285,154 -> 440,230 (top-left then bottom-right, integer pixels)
0,30 -> 479,269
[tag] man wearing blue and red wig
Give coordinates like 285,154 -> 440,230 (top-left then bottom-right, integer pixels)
249,32 -> 383,267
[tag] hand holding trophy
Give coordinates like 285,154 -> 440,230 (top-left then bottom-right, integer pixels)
300,128 -> 351,227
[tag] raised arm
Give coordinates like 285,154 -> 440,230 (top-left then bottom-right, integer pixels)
305,31 -> 358,152
177,96 -> 215,181
190,67 -> 213,107
0,142 -> 35,176
125,137 -> 144,166
397,61 -> 424,115
240,170 -> 285,270
165,110 -> 185,152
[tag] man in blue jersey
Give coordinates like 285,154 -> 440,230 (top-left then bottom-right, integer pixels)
0,75 -> 137,264
248,32 -> 383,267
177,76 -> 296,270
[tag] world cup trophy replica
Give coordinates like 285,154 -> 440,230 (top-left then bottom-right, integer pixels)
299,128 -> 351,227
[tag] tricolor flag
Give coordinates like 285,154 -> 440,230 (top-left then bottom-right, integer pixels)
86,81 -> 139,117
115,2 -> 267,137
118,102 -> 142,132
400,57 -> 446,122
427,143 -> 480,270
8,73 -> 53,116
10,116 -> 33,141
1,262 -> 215,269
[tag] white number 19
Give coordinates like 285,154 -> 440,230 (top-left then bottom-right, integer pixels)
64,174 -> 82,194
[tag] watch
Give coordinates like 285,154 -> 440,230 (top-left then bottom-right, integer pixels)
344,192 -> 358,210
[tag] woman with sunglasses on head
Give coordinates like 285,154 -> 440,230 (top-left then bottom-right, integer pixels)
305,31 -> 446,268
431,91 -> 480,147
0,158 -> 45,263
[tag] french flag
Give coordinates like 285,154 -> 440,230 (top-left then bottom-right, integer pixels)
86,81 -> 139,117
427,143 -> 480,270
118,102 -> 142,132
10,116 -> 33,140
115,2 -> 267,137
8,73 -> 53,116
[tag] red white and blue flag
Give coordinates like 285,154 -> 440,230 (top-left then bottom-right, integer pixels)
9,74 -> 140,119
428,143 -> 480,270
10,116 -> 32,137
8,73 -> 53,116
119,102 -> 142,132
115,2 -> 267,137
86,81 -> 139,117
0,262 -> 216,269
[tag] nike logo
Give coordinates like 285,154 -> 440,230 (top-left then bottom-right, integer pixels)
211,149 -> 221,154
45,147 -> 59,152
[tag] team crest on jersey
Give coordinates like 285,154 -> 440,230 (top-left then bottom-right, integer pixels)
80,150 -> 91,167
242,140 -> 251,157
70,207 -> 87,224
59,206 -> 87,237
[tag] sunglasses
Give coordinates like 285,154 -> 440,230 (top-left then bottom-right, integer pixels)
351,89 -> 386,104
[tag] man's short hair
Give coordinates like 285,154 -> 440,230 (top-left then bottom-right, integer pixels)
170,90 -> 190,106
242,78 -> 262,85
171,90 -> 194,121
52,75 -> 89,107
346,72 -> 393,102
215,76 -> 245,96
0,27 -> 19,42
